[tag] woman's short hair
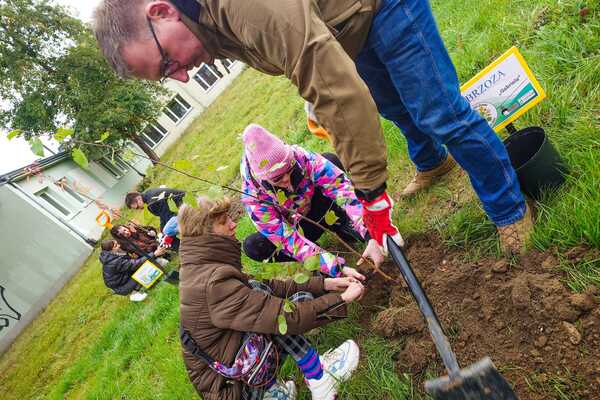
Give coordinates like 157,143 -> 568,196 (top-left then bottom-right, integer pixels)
177,197 -> 231,237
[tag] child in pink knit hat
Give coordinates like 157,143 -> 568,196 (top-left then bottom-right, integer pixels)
240,123 -> 387,282
242,124 -> 295,182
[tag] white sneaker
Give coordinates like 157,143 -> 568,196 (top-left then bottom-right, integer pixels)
263,380 -> 297,400
129,291 -> 147,302
306,340 -> 360,400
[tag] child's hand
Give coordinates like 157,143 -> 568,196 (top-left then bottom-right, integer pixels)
341,266 -> 366,281
154,247 -> 167,257
341,281 -> 365,303
324,277 -> 357,292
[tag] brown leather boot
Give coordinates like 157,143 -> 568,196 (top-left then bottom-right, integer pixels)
401,154 -> 457,197
497,205 -> 534,256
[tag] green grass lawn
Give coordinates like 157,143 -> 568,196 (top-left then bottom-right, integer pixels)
1,0 -> 598,398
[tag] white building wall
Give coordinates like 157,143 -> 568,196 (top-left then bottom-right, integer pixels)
0,153 -> 152,354
0,185 -> 93,353
13,154 -> 151,241
143,61 -> 245,157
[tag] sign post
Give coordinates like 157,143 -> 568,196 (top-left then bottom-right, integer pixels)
460,47 -> 546,133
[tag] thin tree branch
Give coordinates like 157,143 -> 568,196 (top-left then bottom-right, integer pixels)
69,139 -> 395,281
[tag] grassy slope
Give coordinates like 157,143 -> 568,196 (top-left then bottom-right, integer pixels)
0,0 -> 598,398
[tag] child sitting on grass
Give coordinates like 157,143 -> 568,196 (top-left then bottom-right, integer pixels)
99,239 -> 167,302
178,196 -> 364,400
110,221 -> 161,257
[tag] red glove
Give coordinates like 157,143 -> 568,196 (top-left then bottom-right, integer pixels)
161,235 -> 174,248
359,191 -> 404,255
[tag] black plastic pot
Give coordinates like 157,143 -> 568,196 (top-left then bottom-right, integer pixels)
503,126 -> 568,200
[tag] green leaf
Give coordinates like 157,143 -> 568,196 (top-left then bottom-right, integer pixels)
54,127 -> 74,142
123,148 -> 135,162
173,159 -> 193,172
29,137 -> 45,157
167,197 -> 179,213
293,272 -> 310,284
206,165 -> 216,172
276,190 -> 287,205
304,255 -> 321,272
7,129 -> 21,140
143,204 -> 153,225
324,210 -> 339,225
183,192 -> 197,208
259,159 -> 269,169
97,131 -> 110,143
277,315 -> 288,335
283,300 -> 295,313
71,148 -> 89,169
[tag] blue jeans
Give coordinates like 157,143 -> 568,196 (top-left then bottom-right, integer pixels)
355,0 -> 525,226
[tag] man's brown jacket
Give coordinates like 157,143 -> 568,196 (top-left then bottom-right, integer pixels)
180,0 -> 387,190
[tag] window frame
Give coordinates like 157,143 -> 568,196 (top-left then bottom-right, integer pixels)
35,187 -> 74,217
193,64 -> 221,92
97,155 -> 130,179
56,177 -> 86,204
221,59 -> 234,69
163,94 -> 193,124
141,121 -> 169,149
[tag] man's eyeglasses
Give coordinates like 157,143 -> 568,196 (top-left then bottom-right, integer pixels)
146,17 -> 180,83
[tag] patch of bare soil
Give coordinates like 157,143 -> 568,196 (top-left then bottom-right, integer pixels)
361,234 -> 600,399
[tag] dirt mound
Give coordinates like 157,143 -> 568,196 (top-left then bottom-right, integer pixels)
373,304 -> 424,337
360,234 -> 600,399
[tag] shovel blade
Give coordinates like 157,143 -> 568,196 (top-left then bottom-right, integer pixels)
425,357 -> 518,400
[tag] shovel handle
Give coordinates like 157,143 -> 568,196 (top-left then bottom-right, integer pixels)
386,236 -> 461,378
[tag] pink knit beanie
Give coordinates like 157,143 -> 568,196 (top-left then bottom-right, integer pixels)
242,124 -> 293,180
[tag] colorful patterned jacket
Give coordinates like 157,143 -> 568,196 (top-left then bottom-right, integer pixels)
241,146 -> 366,277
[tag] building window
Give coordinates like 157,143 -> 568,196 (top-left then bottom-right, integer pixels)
163,94 -> 192,124
193,64 -> 220,91
221,59 -> 234,69
97,155 -> 129,179
114,157 -> 130,172
56,177 -> 85,203
36,188 -> 72,217
141,122 -> 168,148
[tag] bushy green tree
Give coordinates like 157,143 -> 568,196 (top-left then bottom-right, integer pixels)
0,0 -> 165,163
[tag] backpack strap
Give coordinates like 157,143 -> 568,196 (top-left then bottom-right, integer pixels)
179,324 -> 215,366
